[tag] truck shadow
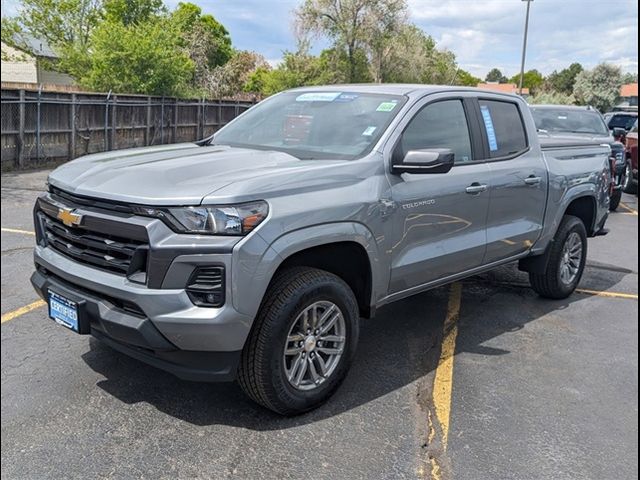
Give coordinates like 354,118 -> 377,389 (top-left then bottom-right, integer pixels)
81,262 -> 631,429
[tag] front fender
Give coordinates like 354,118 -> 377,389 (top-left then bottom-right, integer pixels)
230,222 -> 384,319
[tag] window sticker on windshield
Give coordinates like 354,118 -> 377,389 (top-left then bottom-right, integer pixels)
376,101 -> 398,112
480,105 -> 499,151
283,115 -> 313,144
334,93 -> 359,102
362,126 -> 376,136
296,92 -> 341,102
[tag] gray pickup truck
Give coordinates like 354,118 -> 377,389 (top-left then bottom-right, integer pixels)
31,85 -> 610,415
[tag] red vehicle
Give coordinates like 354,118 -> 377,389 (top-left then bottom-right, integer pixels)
622,120 -> 638,194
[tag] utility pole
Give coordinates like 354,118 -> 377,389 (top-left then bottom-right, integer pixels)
519,0 -> 533,96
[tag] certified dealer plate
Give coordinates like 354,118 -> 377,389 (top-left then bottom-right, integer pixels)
48,290 -> 79,332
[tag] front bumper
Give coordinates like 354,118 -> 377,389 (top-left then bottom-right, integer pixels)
31,261 -> 245,382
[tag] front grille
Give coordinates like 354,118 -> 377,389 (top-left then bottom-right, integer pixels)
39,212 -> 148,278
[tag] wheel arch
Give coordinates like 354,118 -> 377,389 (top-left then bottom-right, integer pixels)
259,223 -> 382,319
520,193 -> 596,274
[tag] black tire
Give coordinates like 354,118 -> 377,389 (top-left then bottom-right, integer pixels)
529,215 -> 587,299
237,267 -> 359,415
622,162 -> 637,194
609,189 -> 622,211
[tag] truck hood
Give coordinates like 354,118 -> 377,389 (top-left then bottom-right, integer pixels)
48,144 -> 348,205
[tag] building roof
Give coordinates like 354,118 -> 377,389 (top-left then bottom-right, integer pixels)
620,83 -> 638,98
476,82 -> 529,95
10,33 -> 59,59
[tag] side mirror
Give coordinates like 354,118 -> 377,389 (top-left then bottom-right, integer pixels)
392,148 -> 455,174
612,127 -> 627,140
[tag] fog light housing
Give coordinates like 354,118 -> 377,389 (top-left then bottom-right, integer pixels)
186,266 -> 225,307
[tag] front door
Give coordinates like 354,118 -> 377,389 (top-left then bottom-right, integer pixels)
387,97 -> 492,294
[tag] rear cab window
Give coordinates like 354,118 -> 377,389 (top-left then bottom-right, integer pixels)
478,100 -> 528,159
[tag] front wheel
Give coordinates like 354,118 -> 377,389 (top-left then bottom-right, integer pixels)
609,189 -> 622,211
529,215 -> 587,299
237,267 -> 359,415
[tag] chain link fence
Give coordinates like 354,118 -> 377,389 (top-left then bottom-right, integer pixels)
1,86 -> 257,172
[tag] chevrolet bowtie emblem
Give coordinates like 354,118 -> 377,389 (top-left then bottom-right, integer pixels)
57,208 -> 82,227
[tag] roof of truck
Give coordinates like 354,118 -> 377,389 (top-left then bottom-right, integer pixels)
289,84 -> 521,98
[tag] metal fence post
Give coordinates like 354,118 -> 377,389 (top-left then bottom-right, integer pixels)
111,95 -> 117,150
201,98 -> 206,138
104,90 -> 112,152
69,93 -> 76,160
173,98 -> 178,143
146,97 -> 151,146
17,89 -> 25,168
36,84 -> 42,162
160,97 -> 165,144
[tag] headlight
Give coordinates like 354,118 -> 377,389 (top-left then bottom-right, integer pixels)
133,201 -> 268,235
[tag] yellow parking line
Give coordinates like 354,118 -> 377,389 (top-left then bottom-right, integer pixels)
618,203 -> 638,215
575,289 -> 638,300
1,227 -> 35,235
1,300 -> 46,324
432,282 -> 463,449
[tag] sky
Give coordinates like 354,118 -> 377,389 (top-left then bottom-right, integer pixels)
3,0 -> 638,79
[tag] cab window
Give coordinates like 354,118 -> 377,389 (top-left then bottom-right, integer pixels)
396,100 -> 473,164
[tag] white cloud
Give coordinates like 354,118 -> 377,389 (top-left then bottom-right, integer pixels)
408,0 -> 638,78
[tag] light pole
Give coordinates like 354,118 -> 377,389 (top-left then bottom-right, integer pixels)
518,0 -> 533,95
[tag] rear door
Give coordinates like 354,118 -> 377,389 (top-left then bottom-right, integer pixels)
386,94 -> 492,293
474,97 -> 548,263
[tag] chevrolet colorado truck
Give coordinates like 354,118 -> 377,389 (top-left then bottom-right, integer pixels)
531,105 -> 626,211
31,85 -> 611,415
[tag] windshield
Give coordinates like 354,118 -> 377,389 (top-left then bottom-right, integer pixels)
531,108 -> 609,135
212,91 -> 406,160
607,114 -> 637,130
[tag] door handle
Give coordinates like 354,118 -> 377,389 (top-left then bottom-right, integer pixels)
524,176 -> 542,186
465,183 -> 488,194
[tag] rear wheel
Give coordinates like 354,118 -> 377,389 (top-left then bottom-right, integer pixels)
237,267 -> 359,415
622,162 -> 637,194
529,215 -> 587,299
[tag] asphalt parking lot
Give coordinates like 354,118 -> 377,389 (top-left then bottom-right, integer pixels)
1,170 -> 638,480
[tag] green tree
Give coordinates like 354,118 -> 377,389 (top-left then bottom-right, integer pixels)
546,63 -> 583,95
244,46 -> 370,96
14,0 -> 102,49
485,68 -> 508,83
528,91 -> 575,105
171,2 -> 232,68
622,72 -> 638,84
80,18 -> 194,96
573,63 -> 623,112
379,25 -> 456,84
454,69 -> 481,86
204,50 -> 269,98
103,0 -> 164,25
510,69 -> 544,94
1,17 -> 21,45
295,0 -> 407,83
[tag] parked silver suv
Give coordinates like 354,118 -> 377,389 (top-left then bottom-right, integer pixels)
32,85 -> 610,414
